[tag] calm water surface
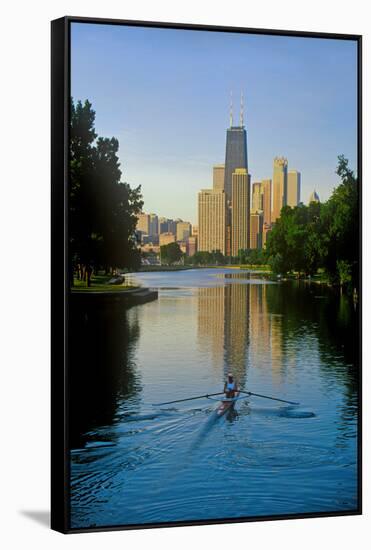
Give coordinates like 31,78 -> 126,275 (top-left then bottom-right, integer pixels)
69,269 -> 358,529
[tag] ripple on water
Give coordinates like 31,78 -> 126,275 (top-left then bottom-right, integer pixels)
211,442 -> 339,471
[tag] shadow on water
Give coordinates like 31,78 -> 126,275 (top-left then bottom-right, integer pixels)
69,299 -> 142,449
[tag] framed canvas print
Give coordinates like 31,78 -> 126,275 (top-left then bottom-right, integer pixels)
51,16 -> 362,533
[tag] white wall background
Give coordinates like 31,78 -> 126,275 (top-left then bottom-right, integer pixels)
0,0 -> 369,548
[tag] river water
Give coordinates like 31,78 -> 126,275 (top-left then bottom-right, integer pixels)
69,269 -> 359,529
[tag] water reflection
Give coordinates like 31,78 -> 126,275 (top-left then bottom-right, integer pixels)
70,270 -> 359,528
69,299 -> 142,449
196,276 -> 358,411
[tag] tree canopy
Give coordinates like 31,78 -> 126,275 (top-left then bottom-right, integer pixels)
160,242 -> 183,265
70,99 -> 143,280
265,155 -> 358,289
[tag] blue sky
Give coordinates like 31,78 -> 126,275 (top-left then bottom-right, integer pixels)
71,23 -> 358,225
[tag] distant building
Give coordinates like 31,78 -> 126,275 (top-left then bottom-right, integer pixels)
231,168 -> 250,256
261,179 -> 272,225
250,211 -> 263,249
192,225 -> 198,237
213,164 -> 225,192
187,236 -> 197,256
224,127 -> 248,202
167,219 -> 177,235
252,182 -> 263,212
198,189 -> 227,255
176,221 -> 192,241
149,213 -> 159,239
159,232 -> 176,246
287,170 -> 301,207
141,243 -> 160,254
309,190 -> 320,203
137,213 -> 150,235
159,216 -> 169,234
272,157 -> 288,223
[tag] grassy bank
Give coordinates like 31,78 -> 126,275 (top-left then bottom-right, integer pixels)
71,274 -> 139,292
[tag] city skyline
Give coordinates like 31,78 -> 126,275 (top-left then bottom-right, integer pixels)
71,23 -> 357,225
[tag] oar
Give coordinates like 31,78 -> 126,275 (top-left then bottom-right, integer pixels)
239,389 -> 299,406
153,392 -> 225,406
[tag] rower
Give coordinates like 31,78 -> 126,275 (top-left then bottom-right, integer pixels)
224,373 -> 238,398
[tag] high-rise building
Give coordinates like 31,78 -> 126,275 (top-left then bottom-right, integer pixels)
192,225 -> 198,237
272,157 -> 288,223
167,219 -> 177,235
176,222 -> 191,241
159,232 -> 176,246
149,213 -> 159,239
224,127 -> 248,202
309,190 -> 320,203
136,213 -> 150,235
213,164 -> 225,192
231,168 -> 250,256
159,216 -> 169,234
287,170 -> 301,207
250,211 -> 263,249
186,236 -> 197,256
261,179 -> 272,225
224,94 -> 248,256
252,182 -> 263,212
198,189 -> 226,255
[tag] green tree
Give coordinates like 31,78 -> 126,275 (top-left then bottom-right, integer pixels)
191,251 -> 212,265
320,155 -> 358,286
70,99 -> 143,284
160,242 -> 183,265
265,155 -> 358,288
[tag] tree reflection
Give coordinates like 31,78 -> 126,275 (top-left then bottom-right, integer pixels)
69,298 -> 141,448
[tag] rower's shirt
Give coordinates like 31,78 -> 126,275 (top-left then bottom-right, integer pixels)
226,382 -> 236,391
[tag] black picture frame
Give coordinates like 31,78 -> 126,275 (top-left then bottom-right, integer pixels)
51,15 -> 362,534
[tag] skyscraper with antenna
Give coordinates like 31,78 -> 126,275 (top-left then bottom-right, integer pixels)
224,92 -> 249,257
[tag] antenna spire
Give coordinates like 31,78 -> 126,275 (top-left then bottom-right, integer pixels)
240,91 -> 244,127
229,91 -> 233,127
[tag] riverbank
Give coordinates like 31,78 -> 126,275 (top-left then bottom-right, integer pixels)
71,286 -> 158,308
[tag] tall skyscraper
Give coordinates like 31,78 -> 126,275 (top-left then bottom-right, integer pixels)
167,219 -> 177,235
224,127 -> 248,202
287,170 -> 301,207
252,180 -> 271,227
186,236 -> 197,256
137,213 -> 150,234
158,216 -> 169,234
198,189 -> 226,255
250,211 -> 263,249
148,213 -> 159,239
231,168 -> 250,256
261,179 -> 272,225
309,190 -> 320,203
252,182 -> 263,212
272,157 -> 288,223
224,93 -> 248,257
176,221 -> 191,241
213,164 -> 225,192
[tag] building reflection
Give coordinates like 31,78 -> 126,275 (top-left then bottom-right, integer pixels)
197,276 -> 250,387
197,278 -> 289,386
